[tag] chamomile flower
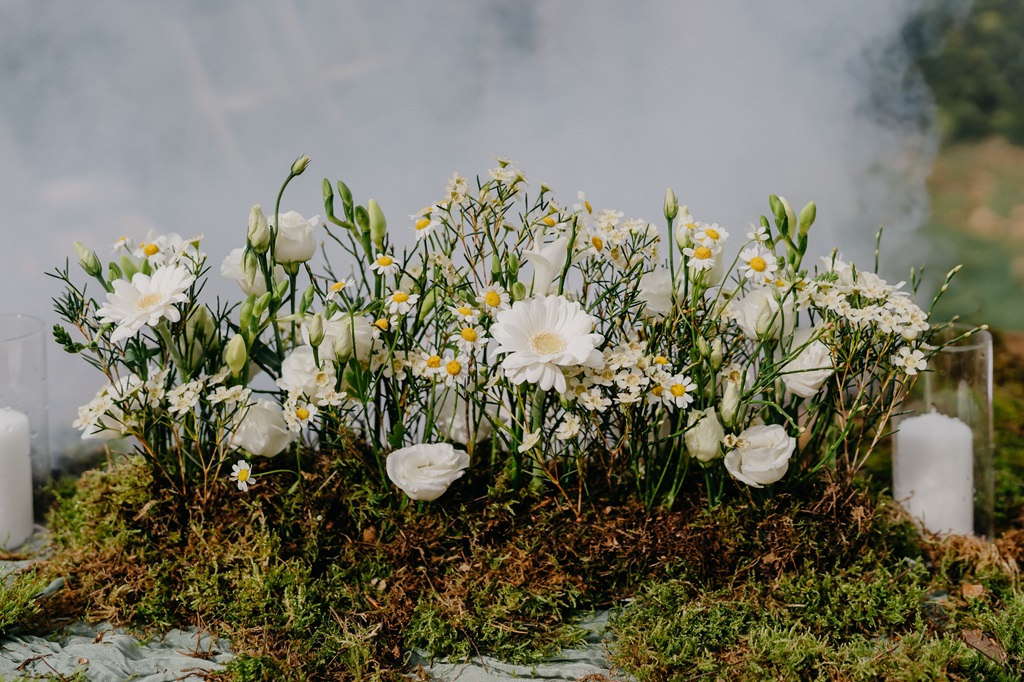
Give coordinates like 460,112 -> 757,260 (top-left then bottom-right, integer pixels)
327,278 -> 355,299
746,223 -> 769,243
230,460 -> 253,492
285,401 -> 318,432
113,235 -> 134,252
449,303 -> 480,324
893,347 -> 927,375
694,223 -> 729,249
440,353 -> 470,386
683,244 -> 718,272
660,373 -> 697,409
385,289 -> 419,316
412,215 -> 440,242
451,324 -> 488,354
573,191 -> 593,215
476,285 -> 510,313
370,252 -> 400,277
739,246 -> 778,284
416,350 -> 444,378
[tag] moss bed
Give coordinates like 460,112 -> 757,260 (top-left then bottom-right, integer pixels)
2,334 -> 1024,680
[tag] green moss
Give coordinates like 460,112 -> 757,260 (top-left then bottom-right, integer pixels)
0,569 -> 45,633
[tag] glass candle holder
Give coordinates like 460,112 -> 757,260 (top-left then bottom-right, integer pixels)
892,324 -> 994,538
0,314 -> 51,530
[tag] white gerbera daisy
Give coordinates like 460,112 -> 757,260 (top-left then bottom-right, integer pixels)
385,289 -> 419,316
490,295 -> 604,394
739,246 -> 778,284
97,264 -> 195,343
370,252 -> 400,277
230,459 -> 253,492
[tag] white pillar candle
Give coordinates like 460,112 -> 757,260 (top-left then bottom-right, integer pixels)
0,408 -> 33,548
893,411 -> 974,535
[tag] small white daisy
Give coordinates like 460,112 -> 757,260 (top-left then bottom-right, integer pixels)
683,244 -> 719,272
385,289 -> 419,316
440,353 -> 470,386
412,215 -> 440,242
370,252 -> 400,277
451,324 -> 488,355
694,223 -> 729,249
450,303 -> 481,324
230,460 -> 253,492
739,246 -> 778,284
476,285 -> 510,313
660,373 -> 697,410
327,278 -> 355,299
746,223 -> 769,243
416,350 -> 444,379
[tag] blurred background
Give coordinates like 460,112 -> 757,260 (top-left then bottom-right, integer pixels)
0,0 -> 1016,459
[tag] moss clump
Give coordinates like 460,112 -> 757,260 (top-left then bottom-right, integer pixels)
0,568 -> 46,634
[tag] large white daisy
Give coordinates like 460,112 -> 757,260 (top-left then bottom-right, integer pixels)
490,295 -> 604,394
97,264 -> 195,343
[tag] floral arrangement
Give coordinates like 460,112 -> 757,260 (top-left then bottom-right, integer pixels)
52,156 -> 955,509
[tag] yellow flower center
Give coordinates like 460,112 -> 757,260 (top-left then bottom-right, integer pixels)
484,291 -> 502,307
530,331 -> 567,356
693,246 -> 713,260
652,386 -> 664,397
392,291 -> 410,303
685,222 -> 697,231
136,292 -> 163,310
426,355 -> 442,369
143,243 -> 159,256
654,356 -> 669,365
236,468 -> 250,483
329,281 -> 348,293
542,216 -> 557,227
774,279 -> 786,288
295,407 -> 310,421
461,327 -> 478,342
457,306 -> 473,317
704,228 -> 720,241
376,255 -> 394,267
591,236 -> 604,251
117,235 -> 129,245
749,256 -> 767,273
415,218 -> 432,231
374,318 -> 389,331
670,383 -> 687,397
446,359 -> 462,376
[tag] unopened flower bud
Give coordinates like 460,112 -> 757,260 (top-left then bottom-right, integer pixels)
307,313 -> 325,348
239,294 -> 256,330
368,199 -> 387,250
664,188 -> 679,222
74,242 -> 102,277
299,284 -> 316,314
225,334 -> 248,377
119,255 -> 139,281
710,338 -> 723,371
511,282 -> 527,301
242,249 -> 261,290
721,381 -> 740,428
274,278 -> 290,300
337,180 -> 354,220
417,290 -> 437,322
779,196 -> 796,236
253,292 -> 272,319
108,262 -> 124,281
248,205 -> 271,254
798,201 -> 816,237
291,154 -> 310,176
696,335 -> 711,359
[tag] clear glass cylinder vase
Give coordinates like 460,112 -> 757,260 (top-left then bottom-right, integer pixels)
892,324 -> 994,538
0,314 -> 51,531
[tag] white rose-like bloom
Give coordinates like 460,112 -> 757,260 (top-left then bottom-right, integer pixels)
521,236 -> 570,296
434,388 -> 497,445
728,286 -> 795,340
724,424 -> 795,488
220,248 -> 285,296
782,328 -> 834,398
491,295 -> 604,394
637,267 -> 674,317
386,443 -> 471,501
97,264 -> 196,343
272,211 -> 319,264
316,312 -> 376,363
231,400 -> 296,458
276,346 -> 336,399
685,407 -> 725,462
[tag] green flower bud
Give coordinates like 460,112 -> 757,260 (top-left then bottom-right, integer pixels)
368,199 -> 387,251
307,313 -> 325,348
291,154 -> 311,176
769,195 -> 788,236
239,294 -> 256,330
710,338 -> 723,371
119,255 -> 139,281
224,334 -> 248,377
664,188 -> 679,222
511,281 -> 527,301
798,201 -> 816,237
299,284 -> 316,314
779,196 -> 796,236
417,289 -> 437,322
242,248 -> 261,290
74,242 -> 102,277
696,335 -> 711,359
274,278 -> 289,300
507,253 -> 520,278
337,180 -> 354,221
248,205 -> 271,254
253,292 -> 272,319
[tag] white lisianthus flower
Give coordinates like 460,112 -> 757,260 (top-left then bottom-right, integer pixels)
521,236 -> 570,296
724,424 -> 795,488
386,443 -> 470,501
491,295 -> 604,394
685,407 -> 725,462
220,248 -> 285,296
318,313 -> 376,363
271,211 -> 319,264
518,430 -> 541,453
728,286 -> 795,341
277,346 -> 336,399
637,267 -> 676,317
97,264 -> 195,343
231,400 -> 296,458
782,328 -> 835,398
